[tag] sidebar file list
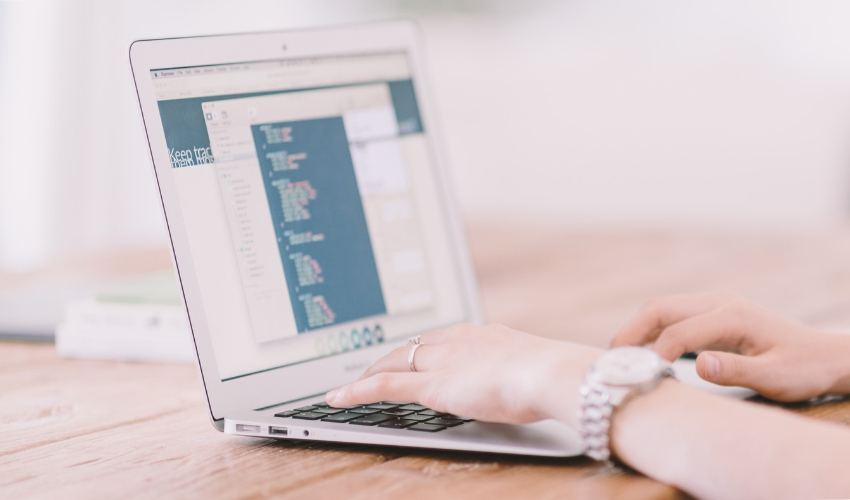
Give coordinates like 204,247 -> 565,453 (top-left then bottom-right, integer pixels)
204,103 -> 299,344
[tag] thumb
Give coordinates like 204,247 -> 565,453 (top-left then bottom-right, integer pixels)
696,351 -> 757,387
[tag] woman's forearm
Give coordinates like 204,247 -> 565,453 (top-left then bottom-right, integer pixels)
610,380 -> 850,500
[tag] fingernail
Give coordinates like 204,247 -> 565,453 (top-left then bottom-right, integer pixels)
326,388 -> 340,403
704,353 -> 720,380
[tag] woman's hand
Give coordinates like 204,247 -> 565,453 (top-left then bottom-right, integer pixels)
611,292 -> 850,401
326,323 -> 601,426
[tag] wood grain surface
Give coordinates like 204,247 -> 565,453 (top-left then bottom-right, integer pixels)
2,227 -> 850,499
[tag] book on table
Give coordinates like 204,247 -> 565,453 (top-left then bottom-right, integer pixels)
55,270 -> 193,363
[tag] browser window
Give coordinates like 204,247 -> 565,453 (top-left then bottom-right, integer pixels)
152,53 -> 466,381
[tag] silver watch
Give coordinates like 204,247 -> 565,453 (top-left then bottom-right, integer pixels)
578,346 -> 674,463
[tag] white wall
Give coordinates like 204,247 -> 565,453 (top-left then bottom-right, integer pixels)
3,1 -> 850,272
422,2 -> 850,229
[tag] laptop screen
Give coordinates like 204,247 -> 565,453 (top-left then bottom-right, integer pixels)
151,52 -> 467,381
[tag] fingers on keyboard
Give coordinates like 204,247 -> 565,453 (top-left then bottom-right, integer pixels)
273,402 -> 471,432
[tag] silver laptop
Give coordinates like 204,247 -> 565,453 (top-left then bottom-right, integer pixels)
129,21 -> 584,457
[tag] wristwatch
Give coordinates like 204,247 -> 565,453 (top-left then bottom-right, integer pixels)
578,346 -> 674,463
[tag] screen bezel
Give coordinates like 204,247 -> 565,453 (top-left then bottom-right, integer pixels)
129,21 -> 483,425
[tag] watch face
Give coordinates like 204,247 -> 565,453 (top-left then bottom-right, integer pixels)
592,347 -> 663,386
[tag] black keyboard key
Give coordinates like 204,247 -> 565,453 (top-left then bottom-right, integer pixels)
417,410 -> 446,417
382,401 -> 411,405
349,407 -> 381,415
321,412 -> 362,423
403,414 -> 434,422
439,414 -> 473,421
379,418 -> 417,429
382,409 -> 413,416
408,423 -> 446,432
399,404 -> 426,412
328,405 -> 362,410
350,413 -> 395,426
313,402 -> 329,407
294,405 -> 318,412
426,418 -> 463,427
292,412 -> 325,420
366,403 -> 401,410
314,407 -> 344,415
274,410 -> 299,418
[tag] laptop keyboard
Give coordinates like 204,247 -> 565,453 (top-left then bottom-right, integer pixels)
274,401 -> 472,432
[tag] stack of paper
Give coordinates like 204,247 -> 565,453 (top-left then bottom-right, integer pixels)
55,271 -> 195,363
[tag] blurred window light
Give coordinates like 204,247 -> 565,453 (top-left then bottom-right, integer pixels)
0,2 -> 57,271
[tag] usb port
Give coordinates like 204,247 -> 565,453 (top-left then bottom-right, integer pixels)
269,426 -> 288,436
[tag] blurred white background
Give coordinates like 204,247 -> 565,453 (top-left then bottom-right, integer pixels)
3,0 -> 850,272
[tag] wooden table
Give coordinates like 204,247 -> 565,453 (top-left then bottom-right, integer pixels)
3,227 -> 850,499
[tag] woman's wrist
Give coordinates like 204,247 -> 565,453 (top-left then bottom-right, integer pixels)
534,342 -> 602,427
608,378 -> 685,478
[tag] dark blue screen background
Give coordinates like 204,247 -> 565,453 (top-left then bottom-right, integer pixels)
252,117 -> 386,332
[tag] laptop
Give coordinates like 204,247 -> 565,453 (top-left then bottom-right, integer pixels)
129,21 -> 585,457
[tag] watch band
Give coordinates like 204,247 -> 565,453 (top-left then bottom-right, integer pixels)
578,362 -> 674,464
578,378 -> 616,462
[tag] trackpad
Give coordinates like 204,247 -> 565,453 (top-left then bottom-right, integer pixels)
673,358 -> 757,399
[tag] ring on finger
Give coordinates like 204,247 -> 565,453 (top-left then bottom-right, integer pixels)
408,343 -> 423,372
408,335 -> 421,345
